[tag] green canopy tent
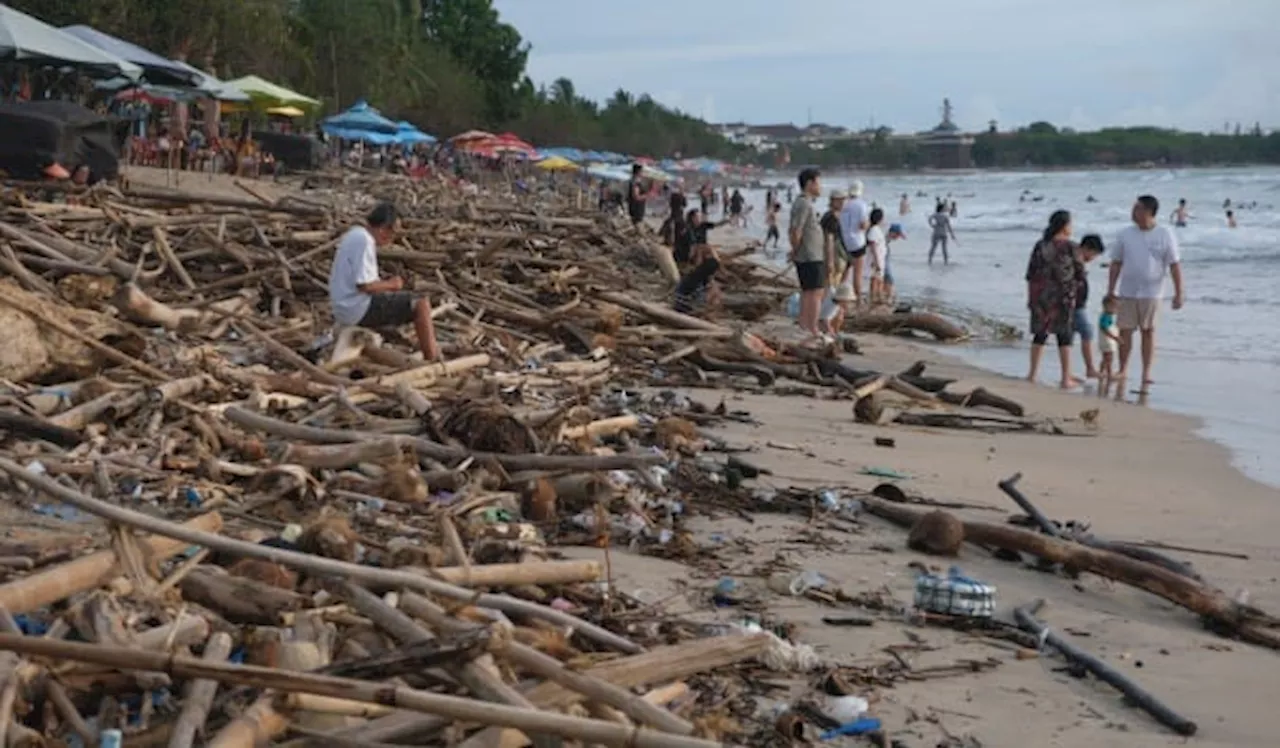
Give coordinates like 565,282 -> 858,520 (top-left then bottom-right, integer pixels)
0,5 -> 141,79
224,75 -> 319,109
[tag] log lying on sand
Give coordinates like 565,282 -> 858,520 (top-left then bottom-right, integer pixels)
1015,600 -> 1198,736
846,311 -> 967,341
860,496 -> 1280,649
939,387 -> 1026,417
998,473 -> 1200,580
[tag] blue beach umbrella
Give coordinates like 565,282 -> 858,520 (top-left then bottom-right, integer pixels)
395,121 -> 436,145
322,100 -> 397,135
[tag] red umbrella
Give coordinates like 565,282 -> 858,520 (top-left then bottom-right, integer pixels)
467,134 -> 538,159
451,129 -> 494,143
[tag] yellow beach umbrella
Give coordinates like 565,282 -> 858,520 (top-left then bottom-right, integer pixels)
267,106 -> 306,118
537,155 -> 579,171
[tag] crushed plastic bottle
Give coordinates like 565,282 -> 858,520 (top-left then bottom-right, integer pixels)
818,489 -> 840,511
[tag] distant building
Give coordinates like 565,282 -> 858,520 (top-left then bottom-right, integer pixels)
917,99 -> 974,169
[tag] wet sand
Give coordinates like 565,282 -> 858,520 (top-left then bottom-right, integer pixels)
569,224 -> 1280,747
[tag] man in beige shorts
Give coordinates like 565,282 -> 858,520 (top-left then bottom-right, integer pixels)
1106,194 -> 1184,398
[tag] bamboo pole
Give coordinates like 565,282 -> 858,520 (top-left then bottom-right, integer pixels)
168,632 -> 234,748
0,512 -> 222,614
0,635 -> 723,748
0,459 -> 640,654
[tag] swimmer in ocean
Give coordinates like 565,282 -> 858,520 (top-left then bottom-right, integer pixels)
1172,198 -> 1189,227
1226,209 -> 1237,228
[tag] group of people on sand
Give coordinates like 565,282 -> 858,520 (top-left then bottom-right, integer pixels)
1025,194 -> 1183,398
786,168 -> 906,345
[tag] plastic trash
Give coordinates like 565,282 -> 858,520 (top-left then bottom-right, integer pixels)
818,489 -> 840,511
819,717 -> 881,740
183,486 -> 202,508
786,292 -> 801,318
712,577 -> 739,606
99,730 -> 123,748
769,570 -> 830,596
824,695 -> 870,723
914,565 -> 997,618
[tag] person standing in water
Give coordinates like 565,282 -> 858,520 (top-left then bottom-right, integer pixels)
1108,195 -> 1184,398
1025,210 -> 1084,389
838,180 -> 870,303
1226,209 -> 1237,228
899,193 -> 910,215
764,200 -> 781,248
927,201 -> 957,264
1171,198 -> 1189,227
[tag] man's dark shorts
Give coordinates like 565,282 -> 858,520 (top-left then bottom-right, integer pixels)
847,246 -> 867,259
795,261 -> 825,291
358,292 -> 417,328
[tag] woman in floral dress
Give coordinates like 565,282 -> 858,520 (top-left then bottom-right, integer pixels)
1025,210 -> 1086,388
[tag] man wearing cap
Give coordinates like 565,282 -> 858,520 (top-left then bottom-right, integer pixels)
838,180 -> 870,304
329,201 -> 440,361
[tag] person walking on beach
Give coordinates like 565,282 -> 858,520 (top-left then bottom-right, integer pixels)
884,223 -> 906,303
329,202 -> 440,361
927,201 -> 957,264
627,164 -> 648,227
1172,198 -> 1189,227
789,168 -> 827,343
1107,194 -> 1184,398
1074,234 -> 1106,380
838,180 -> 870,303
1025,210 -> 1085,389
820,189 -> 851,334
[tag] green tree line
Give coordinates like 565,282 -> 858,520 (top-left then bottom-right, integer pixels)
777,122 -> 1280,170
11,0 -> 742,158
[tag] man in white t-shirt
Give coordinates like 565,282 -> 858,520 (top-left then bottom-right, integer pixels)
838,179 -> 870,302
328,202 -> 440,360
1106,194 -> 1184,397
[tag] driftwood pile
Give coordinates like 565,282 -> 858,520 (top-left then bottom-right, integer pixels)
0,171 -> 1021,748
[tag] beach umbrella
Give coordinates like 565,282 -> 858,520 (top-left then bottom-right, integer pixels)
225,75 -> 319,108
540,147 -> 585,162
451,129 -> 494,143
0,6 -> 141,80
322,100 -> 397,135
325,127 -> 396,146
395,121 -> 436,145
537,155 -> 579,171
60,25 -> 200,87
640,164 -> 675,182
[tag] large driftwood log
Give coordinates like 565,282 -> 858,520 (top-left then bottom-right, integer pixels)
860,497 -> 1280,649
846,311 -> 967,341
938,387 -> 1026,417
998,473 -> 1199,580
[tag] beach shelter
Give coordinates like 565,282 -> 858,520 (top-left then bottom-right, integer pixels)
267,106 -> 306,118
537,155 -> 579,171
394,121 -> 435,145
0,6 -> 141,80
539,147 -> 585,162
322,100 -> 397,135
172,61 -> 248,101
225,75 -> 320,109
475,132 -> 538,158
60,25 -> 200,87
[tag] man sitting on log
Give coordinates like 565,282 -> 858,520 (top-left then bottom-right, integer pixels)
328,201 -> 440,361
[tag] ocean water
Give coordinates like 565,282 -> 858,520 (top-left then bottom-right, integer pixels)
734,167 -> 1280,488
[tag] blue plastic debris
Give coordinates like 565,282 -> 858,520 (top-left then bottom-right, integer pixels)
819,717 -> 882,740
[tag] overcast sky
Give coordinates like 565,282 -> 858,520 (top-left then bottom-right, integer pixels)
492,0 -> 1280,133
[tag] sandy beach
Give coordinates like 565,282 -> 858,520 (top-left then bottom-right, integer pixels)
16,169 -> 1274,746
575,222 -> 1280,747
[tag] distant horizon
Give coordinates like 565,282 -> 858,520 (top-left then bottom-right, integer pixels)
493,0 -> 1280,135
